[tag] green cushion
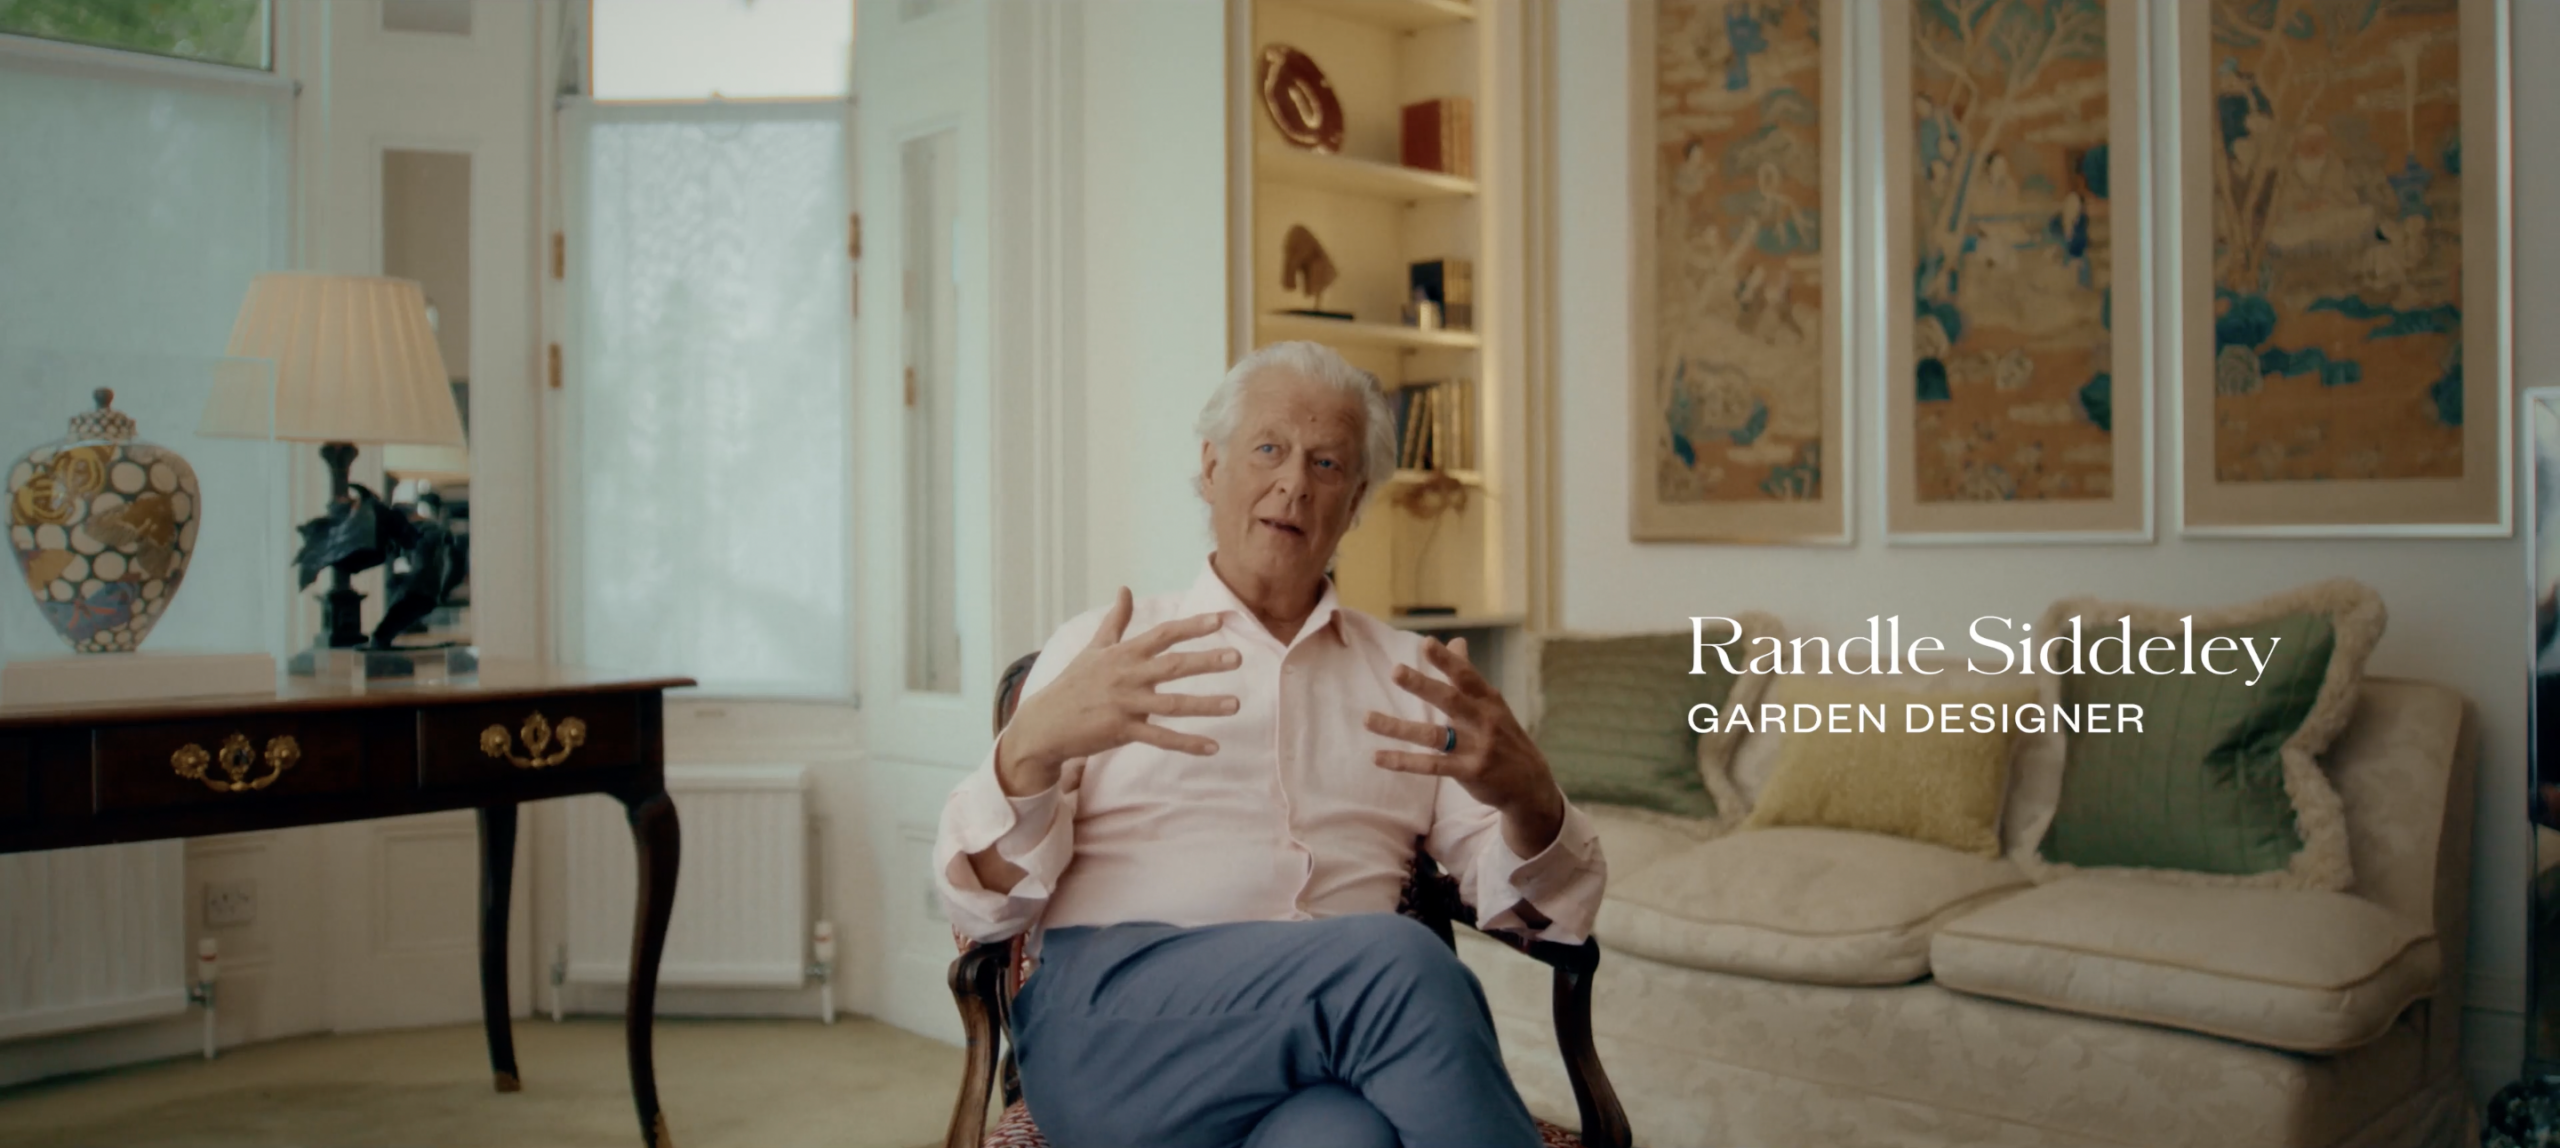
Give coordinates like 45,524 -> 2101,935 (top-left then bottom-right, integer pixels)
1534,634 -> 1734,818
2040,613 -> 2336,875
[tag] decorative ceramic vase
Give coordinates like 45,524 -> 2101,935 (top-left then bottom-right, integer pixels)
6,389 -> 200,653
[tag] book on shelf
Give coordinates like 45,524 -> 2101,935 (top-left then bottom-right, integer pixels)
1394,378 -> 1476,473
1409,258 -> 1474,331
1400,97 -> 1474,179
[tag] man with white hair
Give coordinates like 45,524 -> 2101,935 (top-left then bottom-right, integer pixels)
935,341 -> 1605,1148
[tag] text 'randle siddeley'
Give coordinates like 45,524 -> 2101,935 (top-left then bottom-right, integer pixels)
1689,615 -> 2286,688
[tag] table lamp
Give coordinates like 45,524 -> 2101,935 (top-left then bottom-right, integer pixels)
202,273 -> 466,676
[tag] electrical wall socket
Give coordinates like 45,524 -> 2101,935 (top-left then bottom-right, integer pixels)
204,879 -> 257,928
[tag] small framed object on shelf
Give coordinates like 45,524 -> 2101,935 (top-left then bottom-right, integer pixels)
1408,258 -> 1473,332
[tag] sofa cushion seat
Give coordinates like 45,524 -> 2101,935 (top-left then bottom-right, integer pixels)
1930,877 -> 2437,1052
1598,826 -> 2029,986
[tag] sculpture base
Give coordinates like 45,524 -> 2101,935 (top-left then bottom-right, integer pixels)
290,643 -> 479,686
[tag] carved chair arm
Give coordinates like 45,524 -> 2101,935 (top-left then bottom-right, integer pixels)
945,941 -> 1013,1148
1481,932 -> 1631,1148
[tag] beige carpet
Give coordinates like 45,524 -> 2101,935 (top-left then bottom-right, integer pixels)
0,1016 -> 962,1148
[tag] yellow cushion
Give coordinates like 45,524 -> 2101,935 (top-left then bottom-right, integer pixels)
1742,681 -> 2036,856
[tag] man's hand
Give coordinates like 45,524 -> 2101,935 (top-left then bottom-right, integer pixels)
996,587 -> 1242,797
1365,637 -> 1568,858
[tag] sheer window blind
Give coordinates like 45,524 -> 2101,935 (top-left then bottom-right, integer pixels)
559,102 -> 853,697
0,46 -> 291,664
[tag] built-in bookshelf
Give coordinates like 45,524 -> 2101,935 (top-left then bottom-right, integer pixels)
1229,0 -> 1525,630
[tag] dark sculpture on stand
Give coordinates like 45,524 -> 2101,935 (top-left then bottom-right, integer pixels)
290,442 -> 469,659
378,493 -> 467,646
2486,1076 -> 2560,1147
292,442 -> 416,650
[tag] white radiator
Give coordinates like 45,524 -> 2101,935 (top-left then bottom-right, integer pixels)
566,764 -> 808,987
0,841 -> 187,1040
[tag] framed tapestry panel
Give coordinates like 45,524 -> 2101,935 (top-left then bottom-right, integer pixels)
1883,0 -> 2150,542
1630,0 -> 1849,543
2178,0 -> 2510,536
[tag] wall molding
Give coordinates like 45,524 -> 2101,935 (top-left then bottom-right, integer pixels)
991,0 -> 1088,656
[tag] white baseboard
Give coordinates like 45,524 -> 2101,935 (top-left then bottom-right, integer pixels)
556,981 -> 846,1023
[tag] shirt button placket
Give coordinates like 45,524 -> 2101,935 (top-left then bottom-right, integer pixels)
1275,646 -> 1314,916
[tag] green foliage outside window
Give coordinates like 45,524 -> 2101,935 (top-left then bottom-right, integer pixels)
0,0 -> 268,69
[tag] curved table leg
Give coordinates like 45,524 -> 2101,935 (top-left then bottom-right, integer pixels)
621,789 -> 682,1148
477,804 -> 522,1094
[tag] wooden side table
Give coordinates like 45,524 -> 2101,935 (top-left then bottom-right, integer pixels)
0,661 -> 694,1148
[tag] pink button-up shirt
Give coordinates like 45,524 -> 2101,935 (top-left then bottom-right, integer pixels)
935,561 -> 1606,949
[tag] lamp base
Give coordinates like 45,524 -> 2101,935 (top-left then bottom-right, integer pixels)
289,643 -> 479,685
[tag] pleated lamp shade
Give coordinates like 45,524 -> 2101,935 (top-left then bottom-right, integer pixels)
382,441 -> 472,484
204,273 -> 466,447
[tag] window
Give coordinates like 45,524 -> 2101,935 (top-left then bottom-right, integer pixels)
0,25 -> 291,662
558,120 -> 853,699
558,3 -> 856,697
587,0 -> 851,101
0,0 -> 270,70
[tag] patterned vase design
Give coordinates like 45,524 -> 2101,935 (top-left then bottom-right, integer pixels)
6,388 -> 200,653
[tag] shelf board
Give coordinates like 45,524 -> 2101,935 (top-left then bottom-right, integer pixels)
1257,141 -> 1476,202
1278,0 -> 1476,31
1257,312 -> 1481,351
1387,468 -> 1483,487
1386,612 -> 1524,632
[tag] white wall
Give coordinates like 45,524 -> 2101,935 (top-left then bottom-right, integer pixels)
1555,0 -> 2555,1096
1077,0 -> 1230,605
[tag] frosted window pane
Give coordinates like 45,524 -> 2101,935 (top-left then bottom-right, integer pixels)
573,107 -> 851,697
590,0 -> 851,101
0,68 -> 286,357
381,1 -> 469,36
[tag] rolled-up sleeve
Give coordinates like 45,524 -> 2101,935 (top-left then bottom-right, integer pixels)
1427,781 -> 1607,945
936,749 -> 1077,943
933,611 -> 1104,943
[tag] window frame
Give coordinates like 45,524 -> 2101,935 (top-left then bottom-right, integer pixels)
549,95 -> 861,702
0,0 -> 273,75
0,28 -> 288,94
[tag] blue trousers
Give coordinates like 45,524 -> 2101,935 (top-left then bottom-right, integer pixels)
1011,914 -> 1543,1148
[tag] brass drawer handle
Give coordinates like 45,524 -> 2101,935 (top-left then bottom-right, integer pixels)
480,713 -> 586,769
172,733 -> 301,793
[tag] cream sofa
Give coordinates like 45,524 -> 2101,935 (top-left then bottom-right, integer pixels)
1458,675 -> 2477,1148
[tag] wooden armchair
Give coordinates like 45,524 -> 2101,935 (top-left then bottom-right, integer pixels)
942,653 -> 1633,1148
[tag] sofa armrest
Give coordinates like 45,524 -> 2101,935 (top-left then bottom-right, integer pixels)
2323,678 -> 2474,1077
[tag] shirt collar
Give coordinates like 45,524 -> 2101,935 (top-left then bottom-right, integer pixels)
1181,555 -> 1347,650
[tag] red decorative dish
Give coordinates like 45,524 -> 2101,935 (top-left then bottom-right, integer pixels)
1258,44 -> 1344,154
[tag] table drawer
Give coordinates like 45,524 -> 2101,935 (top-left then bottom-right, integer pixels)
94,715 -> 369,814
419,696 -> 642,788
